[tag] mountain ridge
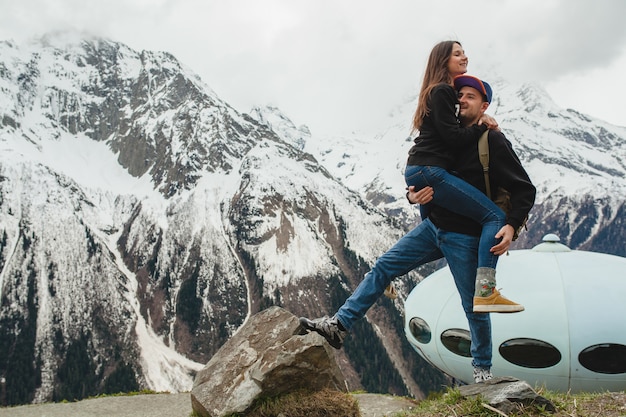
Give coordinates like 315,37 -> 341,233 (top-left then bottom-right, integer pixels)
1,33 -> 430,405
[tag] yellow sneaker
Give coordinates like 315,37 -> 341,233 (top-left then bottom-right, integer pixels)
473,289 -> 524,313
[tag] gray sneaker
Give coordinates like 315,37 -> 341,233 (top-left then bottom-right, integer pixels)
473,366 -> 493,383
299,316 -> 347,349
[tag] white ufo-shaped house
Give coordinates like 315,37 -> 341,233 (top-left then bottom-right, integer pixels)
404,234 -> 626,392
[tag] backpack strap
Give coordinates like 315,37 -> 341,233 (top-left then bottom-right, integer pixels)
477,130 -> 492,199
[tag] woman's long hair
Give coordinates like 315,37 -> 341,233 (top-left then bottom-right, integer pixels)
411,40 -> 461,133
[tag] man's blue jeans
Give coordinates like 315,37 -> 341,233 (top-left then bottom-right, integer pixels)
405,165 -> 504,269
335,218 -> 493,369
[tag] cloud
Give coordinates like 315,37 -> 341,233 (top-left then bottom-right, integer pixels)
534,0 -> 626,71
1,0 -> 625,132
459,0 -> 626,81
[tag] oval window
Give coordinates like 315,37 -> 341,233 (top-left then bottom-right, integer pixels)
441,328 -> 471,357
579,344 -> 626,374
408,317 -> 431,344
499,338 -> 561,368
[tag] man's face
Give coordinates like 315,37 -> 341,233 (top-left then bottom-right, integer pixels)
458,86 -> 489,125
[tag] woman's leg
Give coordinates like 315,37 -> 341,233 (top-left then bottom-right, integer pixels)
405,165 -> 504,269
405,165 -> 524,313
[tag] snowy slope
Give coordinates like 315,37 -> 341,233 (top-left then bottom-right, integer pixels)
253,77 -> 626,253
0,33 -> 417,404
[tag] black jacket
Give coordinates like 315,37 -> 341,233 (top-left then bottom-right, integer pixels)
407,83 -> 487,169
428,129 -> 536,236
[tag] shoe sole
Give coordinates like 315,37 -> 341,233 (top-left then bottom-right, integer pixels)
299,317 -> 343,349
473,305 -> 525,313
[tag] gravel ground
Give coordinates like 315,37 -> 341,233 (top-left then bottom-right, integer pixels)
0,393 -> 191,417
0,392 -> 418,417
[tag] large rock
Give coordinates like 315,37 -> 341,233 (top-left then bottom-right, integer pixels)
458,376 -> 556,414
190,307 -> 346,417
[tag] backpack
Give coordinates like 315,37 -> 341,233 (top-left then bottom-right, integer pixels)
477,130 -> 527,241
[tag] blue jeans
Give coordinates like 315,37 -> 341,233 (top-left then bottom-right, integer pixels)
335,219 -> 492,368
405,165 -> 505,269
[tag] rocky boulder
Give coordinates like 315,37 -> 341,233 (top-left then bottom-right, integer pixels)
459,376 -> 556,414
190,307 -> 346,417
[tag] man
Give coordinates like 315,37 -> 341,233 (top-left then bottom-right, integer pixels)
300,75 -> 536,383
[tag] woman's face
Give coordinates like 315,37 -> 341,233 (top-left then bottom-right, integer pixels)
447,43 -> 468,78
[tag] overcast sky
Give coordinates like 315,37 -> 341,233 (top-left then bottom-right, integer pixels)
1,0 -> 625,135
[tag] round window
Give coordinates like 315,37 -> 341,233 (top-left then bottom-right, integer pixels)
408,317 -> 431,344
579,344 -> 626,374
441,328 -> 472,357
499,338 -> 561,368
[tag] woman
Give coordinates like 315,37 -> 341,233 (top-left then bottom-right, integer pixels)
405,40 -> 521,312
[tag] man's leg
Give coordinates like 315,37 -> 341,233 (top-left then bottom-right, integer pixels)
336,219 -> 442,329
439,230 -> 493,377
300,219 -> 443,348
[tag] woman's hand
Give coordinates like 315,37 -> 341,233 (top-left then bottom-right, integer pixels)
478,114 -> 500,131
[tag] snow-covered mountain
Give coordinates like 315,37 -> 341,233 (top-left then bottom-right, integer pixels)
1,32 -> 625,406
0,33 -> 434,405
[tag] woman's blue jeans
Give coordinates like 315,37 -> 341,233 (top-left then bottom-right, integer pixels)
405,165 -> 505,269
335,219 -> 492,368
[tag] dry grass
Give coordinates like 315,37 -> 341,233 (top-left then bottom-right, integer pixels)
243,388 -> 360,417
200,387 -> 626,417
397,387 -> 626,417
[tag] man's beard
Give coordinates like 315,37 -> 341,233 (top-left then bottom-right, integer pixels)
459,112 -> 478,126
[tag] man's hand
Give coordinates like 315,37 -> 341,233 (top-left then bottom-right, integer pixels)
407,185 -> 434,205
491,224 -> 514,255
